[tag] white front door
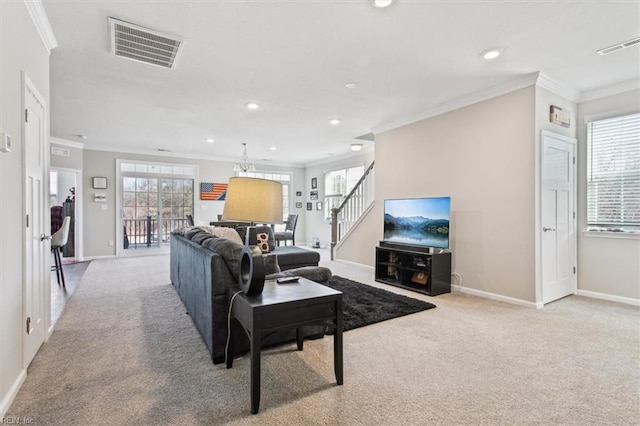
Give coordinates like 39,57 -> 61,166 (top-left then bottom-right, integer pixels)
541,131 -> 577,304
24,75 -> 48,365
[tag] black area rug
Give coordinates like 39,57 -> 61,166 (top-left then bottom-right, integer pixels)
321,275 -> 436,331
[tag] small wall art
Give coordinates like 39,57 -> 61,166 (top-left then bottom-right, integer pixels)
296,191 -> 302,197
306,202 -> 312,211
92,177 -> 107,189
310,191 -> 318,200
295,202 -> 303,208
311,177 -> 317,189
316,201 -> 323,210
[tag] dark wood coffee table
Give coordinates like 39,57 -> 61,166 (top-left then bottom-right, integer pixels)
226,277 -> 343,414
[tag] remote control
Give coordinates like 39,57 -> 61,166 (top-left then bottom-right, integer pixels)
276,276 -> 300,284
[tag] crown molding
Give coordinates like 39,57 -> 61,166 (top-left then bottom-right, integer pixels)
372,72 -> 540,135
579,78 -> 640,103
24,0 -> 58,54
50,137 -> 84,149
536,72 -> 581,102
304,146 -> 374,168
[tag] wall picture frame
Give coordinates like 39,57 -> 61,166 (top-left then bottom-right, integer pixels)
295,202 -> 303,208
92,176 -> 107,189
311,177 -> 317,189
316,201 -> 323,210
306,202 -> 313,211
296,191 -> 302,197
310,191 -> 318,200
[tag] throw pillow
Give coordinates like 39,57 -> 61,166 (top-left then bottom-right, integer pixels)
254,225 -> 276,252
200,226 -> 244,245
256,232 -> 270,253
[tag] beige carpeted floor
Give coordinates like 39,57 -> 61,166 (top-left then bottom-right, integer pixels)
8,250 -> 640,425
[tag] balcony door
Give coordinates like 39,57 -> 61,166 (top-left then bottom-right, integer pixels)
116,161 -> 195,256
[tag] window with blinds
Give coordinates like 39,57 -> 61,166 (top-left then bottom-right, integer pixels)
587,112 -> 640,231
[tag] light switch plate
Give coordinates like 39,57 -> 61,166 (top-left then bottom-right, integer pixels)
0,132 -> 12,153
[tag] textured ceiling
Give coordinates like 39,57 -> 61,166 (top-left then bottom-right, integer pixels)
42,0 -> 640,167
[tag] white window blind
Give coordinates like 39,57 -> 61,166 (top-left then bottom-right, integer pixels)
587,112 -> 640,230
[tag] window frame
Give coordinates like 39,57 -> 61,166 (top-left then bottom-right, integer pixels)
585,110 -> 640,236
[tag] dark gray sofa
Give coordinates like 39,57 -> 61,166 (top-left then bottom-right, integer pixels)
170,228 -> 326,364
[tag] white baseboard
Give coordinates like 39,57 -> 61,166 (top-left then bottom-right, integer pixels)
577,289 -> 640,306
0,368 -> 26,418
452,285 -> 543,309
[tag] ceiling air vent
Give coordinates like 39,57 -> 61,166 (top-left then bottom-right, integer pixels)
596,36 -> 640,56
108,17 -> 184,69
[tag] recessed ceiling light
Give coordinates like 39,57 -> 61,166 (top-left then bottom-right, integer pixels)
351,143 -> 364,152
371,0 -> 393,8
345,82 -> 358,89
246,102 -> 260,110
330,119 -> 341,125
481,48 -> 503,60
205,138 -> 215,143
269,146 -> 277,150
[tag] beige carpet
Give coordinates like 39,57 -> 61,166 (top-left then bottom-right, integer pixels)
8,253 -> 640,425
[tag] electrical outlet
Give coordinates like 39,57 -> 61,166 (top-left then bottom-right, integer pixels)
108,240 -> 114,247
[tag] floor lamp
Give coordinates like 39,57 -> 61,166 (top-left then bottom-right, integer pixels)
222,177 -> 283,295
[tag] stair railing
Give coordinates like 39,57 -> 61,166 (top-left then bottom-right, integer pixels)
330,161 -> 375,260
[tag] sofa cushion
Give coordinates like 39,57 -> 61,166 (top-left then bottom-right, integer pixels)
201,237 -> 245,281
263,253 -> 280,275
274,246 -> 320,269
267,266 -> 332,283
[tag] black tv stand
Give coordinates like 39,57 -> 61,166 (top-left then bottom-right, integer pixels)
375,241 -> 451,296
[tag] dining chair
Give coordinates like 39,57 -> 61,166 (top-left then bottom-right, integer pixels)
51,216 -> 71,288
274,214 -> 298,246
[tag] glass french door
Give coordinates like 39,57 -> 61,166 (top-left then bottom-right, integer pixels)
121,176 -> 193,252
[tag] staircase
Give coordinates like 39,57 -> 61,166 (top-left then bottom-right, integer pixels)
330,161 -> 375,260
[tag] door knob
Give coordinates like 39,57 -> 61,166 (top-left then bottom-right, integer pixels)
542,227 -> 556,232
40,234 -> 51,241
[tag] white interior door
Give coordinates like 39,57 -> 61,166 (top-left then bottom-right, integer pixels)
24,75 -> 48,365
541,131 -> 577,304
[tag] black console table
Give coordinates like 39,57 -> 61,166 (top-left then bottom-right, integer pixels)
375,241 -> 451,296
226,278 -> 343,414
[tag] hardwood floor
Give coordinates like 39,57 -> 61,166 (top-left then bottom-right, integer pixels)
51,258 -> 90,326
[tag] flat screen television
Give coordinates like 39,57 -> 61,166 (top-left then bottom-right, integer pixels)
383,197 -> 450,249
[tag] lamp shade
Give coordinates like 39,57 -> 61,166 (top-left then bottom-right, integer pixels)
222,177 -> 283,224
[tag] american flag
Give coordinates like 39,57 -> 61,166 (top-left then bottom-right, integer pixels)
200,182 -> 227,200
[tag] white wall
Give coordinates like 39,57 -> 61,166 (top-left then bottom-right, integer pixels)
576,88 -> 640,301
533,85 -> 578,303
81,148 -> 307,257
0,1 -> 51,416
337,87 -> 538,302
50,140 -> 83,170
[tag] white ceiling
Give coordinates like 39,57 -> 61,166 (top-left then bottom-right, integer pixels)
42,0 -> 640,167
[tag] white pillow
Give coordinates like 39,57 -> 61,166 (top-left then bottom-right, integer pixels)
200,226 -> 243,245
